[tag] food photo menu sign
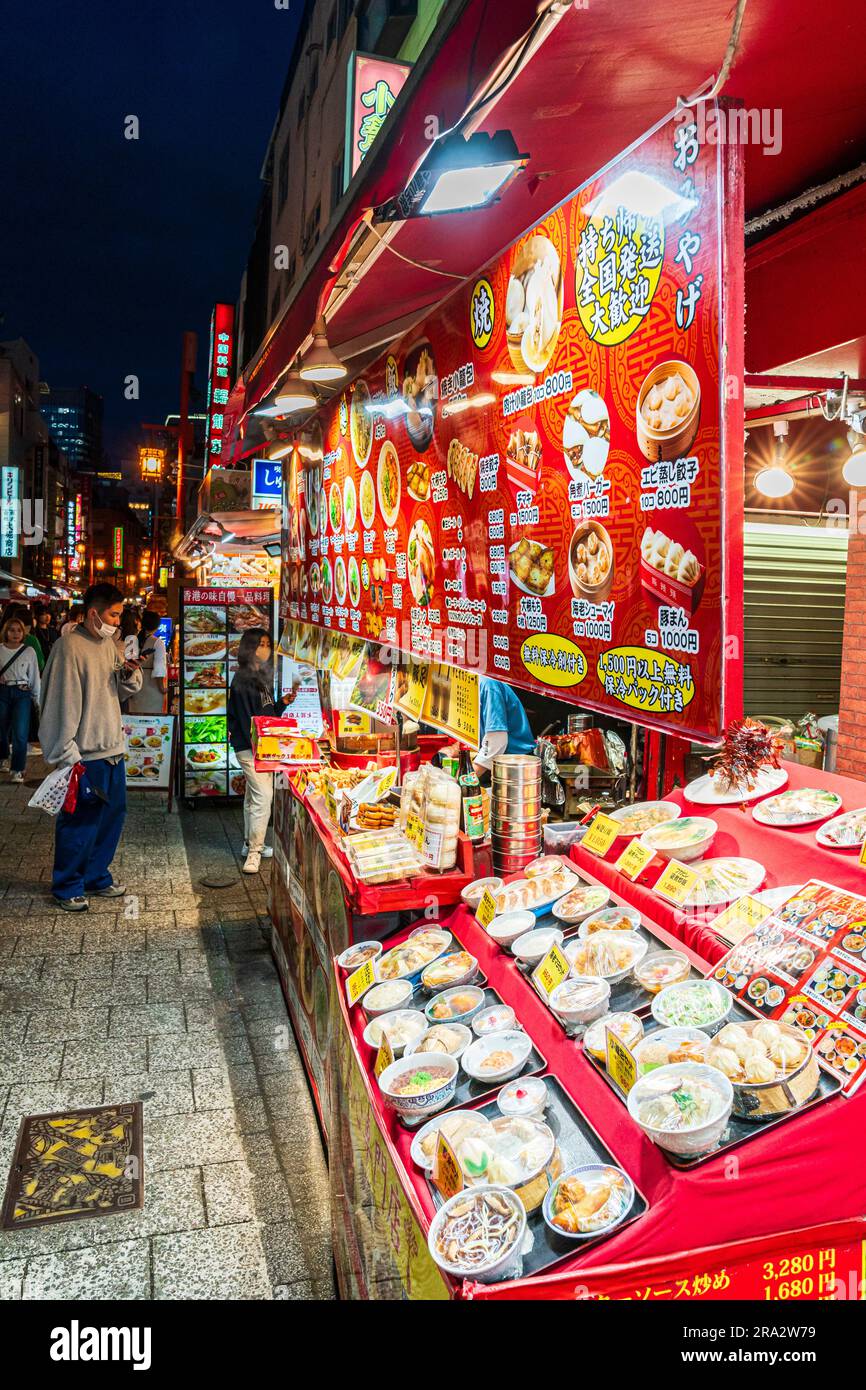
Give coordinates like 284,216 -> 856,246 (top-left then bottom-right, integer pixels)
711,880 -> 866,1096
180,587 -> 274,799
285,103 -> 743,741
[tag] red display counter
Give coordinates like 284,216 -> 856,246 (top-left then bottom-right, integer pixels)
268,770 -> 486,1136
331,903 -> 866,1299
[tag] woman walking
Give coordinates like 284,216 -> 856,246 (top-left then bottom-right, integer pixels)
126,610 -> 167,714
227,628 -> 287,874
0,611 -> 41,782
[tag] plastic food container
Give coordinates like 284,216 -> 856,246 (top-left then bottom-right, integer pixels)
486,910 -> 535,950
634,951 -> 691,995
472,1004 -> 517,1037
461,877 -> 503,908
337,940 -> 383,972
639,815 -> 718,862
461,1030 -> 533,1083
404,1021 -> 472,1060
511,925 -> 564,964
548,975 -> 610,1026
563,930 -> 648,986
378,1051 -> 459,1124
632,1027 -> 709,1075
543,822 -> 587,853
651,979 -> 734,1036
542,1163 -> 635,1241
427,1184 -> 527,1284
362,1008 -> 427,1055
496,1076 -> 548,1119
627,1061 -> 733,1157
362,978 -> 414,1019
577,905 -> 642,938
423,985 -> 486,1025
420,951 -> 478,993
583,1010 -> 644,1061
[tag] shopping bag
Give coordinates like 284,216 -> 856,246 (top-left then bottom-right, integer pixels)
27,762 -> 79,817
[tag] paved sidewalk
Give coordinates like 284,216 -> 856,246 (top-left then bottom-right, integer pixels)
0,763 -> 334,1300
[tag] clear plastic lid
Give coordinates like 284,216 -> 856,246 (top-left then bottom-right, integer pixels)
496,1076 -> 548,1117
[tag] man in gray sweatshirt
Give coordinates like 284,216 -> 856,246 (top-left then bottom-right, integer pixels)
40,582 -> 143,911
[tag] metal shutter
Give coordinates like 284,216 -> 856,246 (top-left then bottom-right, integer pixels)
743,522 -> 849,720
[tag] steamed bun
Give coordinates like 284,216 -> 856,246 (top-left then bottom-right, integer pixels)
753,1021 -> 782,1048
717,1023 -> 748,1050
744,1053 -> 776,1084
707,1045 -> 741,1079
770,1035 -> 804,1072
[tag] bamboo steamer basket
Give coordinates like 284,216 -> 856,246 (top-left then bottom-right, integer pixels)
635,360 -> 701,462
568,518 -> 615,603
727,1021 -> 821,1121
506,234 -> 565,374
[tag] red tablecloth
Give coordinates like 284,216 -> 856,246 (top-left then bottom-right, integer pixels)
568,759 -> 866,965
344,884 -> 866,1290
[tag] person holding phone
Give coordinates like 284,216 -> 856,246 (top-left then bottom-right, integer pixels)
0,611 -> 41,782
39,582 -> 143,911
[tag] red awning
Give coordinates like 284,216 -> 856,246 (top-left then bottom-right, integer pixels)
226,0 -> 866,445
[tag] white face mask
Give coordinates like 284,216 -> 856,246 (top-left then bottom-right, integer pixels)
96,619 -> 118,640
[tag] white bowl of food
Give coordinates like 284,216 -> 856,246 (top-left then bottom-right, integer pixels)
404,1021 -> 472,1061
461,1031 -> 533,1084
362,1009 -> 428,1056
423,985 -> 486,1025
548,975 -> 611,1027
639,816 -> 718,862
486,910 -> 535,950
634,950 -> 691,996
651,979 -> 733,1036
410,1109 -> 494,1172
420,950 -> 478,993
551,883 -> 611,924
542,1163 -> 635,1241
362,978 -> 414,1019
628,1061 -> 732,1156
496,1076 -> 548,1120
378,1051 -> 459,1124
461,876 -> 503,908
428,1185 -> 527,1284
472,1003 -> 517,1037
337,940 -> 383,972
511,925 -> 564,965
578,905 -> 642,939
632,1027 -> 709,1075
563,930 -> 648,986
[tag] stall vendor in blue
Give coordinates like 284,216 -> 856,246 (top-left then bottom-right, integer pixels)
473,676 -> 536,777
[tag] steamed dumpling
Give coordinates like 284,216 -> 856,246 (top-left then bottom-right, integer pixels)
707,1045 -> 740,1079
770,1036 -> 804,1072
649,534 -> 671,570
677,549 -> 701,586
739,1038 -> 769,1063
641,527 -> 656,560
753,1021 -> 782,1048
717,1023 -> 748,1050
744,1053 -> 776,1084
664,542 -> 685,577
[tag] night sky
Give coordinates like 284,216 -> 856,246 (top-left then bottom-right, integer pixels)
1,1 -> 301,468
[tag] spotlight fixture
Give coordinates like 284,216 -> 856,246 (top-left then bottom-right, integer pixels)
299,316 -> 347,383
274,361 -> 318,414
843,428 -> 866,488
755,420 -> 794,498
376,130 -> 528,221
268,441 -> 294,461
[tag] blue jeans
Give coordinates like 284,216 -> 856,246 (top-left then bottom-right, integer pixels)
0,686 -> 31,773
52,757 -> 127,901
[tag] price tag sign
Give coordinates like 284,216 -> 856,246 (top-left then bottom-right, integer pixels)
405,813 -> 425,851
373,1032 -> 394,1079
654,858 -> 699,906
712,894 -> 773,945
859,839 -> 866,868
346,958 -> 375,1006
475,888 -> 497,928
582,812 -> 621,858
532,942 -> 570,997
615,839 -> 656,881
432,1131 -> 464,1200
606,1029 -> 638,1095
322,773 -> 338,824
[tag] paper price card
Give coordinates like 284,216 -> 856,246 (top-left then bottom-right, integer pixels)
712,894 -> 773,946
475,888 -> 497,928
346,958 -> 376,1006
615,839 -> 655,881
654,858 -> 699,906
322,773 -> 338,824
859,839 -> 866,869
432,1131 -> 464,1201
533,942 -> 570,997
374,1032 -> 394,1079
606,1029 -> 638,1096
405,813 -> 425,851
582,812 -> 621,857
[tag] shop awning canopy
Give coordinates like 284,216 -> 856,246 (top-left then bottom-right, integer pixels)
224,0 -> 866,454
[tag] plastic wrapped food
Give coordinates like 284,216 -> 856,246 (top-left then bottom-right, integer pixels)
421,951 -> 477,990
565,930 -> 645,980
634,951 -> 691,995
652,980 -> 731,1030
636,1072 -> 725,1132
546,1165 -> 632,1235
584,1011 -> 644,1061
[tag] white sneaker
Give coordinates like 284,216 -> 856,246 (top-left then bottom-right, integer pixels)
243,850 -> 262,874
242,843 -> 273,858
10,771 -> 24,784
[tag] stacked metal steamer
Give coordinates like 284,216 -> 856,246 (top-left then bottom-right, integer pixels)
491,754 -> 542,874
